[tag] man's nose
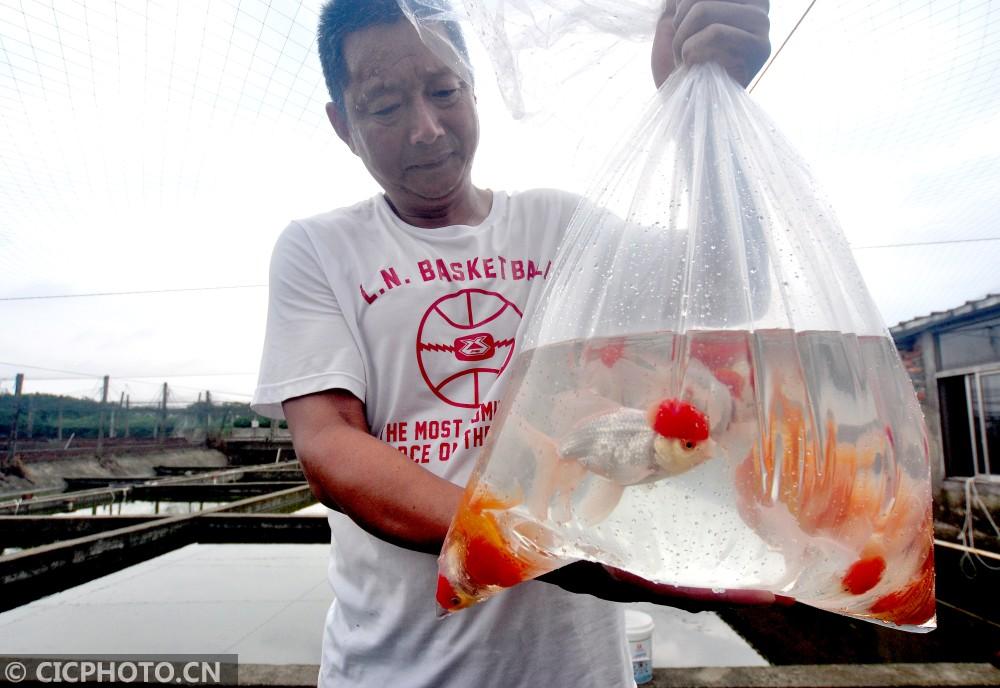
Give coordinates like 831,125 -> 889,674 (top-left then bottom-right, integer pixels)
409,97 -> 445,145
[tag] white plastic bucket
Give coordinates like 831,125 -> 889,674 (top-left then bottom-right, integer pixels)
625,610 -> 654,685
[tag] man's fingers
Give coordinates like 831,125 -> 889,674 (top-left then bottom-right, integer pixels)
674,0 -> 769,30
669,0 -> 770,87
674,1 -> 770,60
604,565 -> 790,611
668,584 -> 776,605
680,24 -> 771,86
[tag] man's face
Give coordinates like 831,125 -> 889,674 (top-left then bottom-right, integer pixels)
332,20 -> 479,207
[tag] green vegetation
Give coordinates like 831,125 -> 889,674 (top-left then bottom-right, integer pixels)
0,393 -> 285,441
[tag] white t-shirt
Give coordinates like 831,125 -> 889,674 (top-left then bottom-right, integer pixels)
252,190 -> 634,688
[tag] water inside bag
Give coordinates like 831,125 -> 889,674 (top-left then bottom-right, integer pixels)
438,329 -> 935,630
412,11 -> 939,628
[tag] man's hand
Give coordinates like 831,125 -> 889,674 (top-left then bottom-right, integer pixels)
652,0 -> 771,88
602,565 -> 793,612
542,560 -> 793,613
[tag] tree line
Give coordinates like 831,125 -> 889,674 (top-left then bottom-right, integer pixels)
0,392 -> 285,441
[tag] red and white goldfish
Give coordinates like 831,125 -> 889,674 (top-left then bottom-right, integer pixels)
558,399 -> 713,484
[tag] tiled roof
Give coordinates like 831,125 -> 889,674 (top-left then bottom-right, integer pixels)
890,293 -> 1000,340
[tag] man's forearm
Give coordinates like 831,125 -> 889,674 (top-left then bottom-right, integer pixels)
295,422 -> 463,554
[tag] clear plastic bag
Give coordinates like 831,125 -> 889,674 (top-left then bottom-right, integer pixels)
434,60 -> 936,631
397,0 -> 661,117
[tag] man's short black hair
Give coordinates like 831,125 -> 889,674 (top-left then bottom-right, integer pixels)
318,0 -> 471,116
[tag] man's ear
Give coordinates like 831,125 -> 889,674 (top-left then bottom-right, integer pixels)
326,102 -> 356,154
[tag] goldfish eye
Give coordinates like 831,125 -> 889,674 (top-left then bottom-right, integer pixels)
450,596 -> 461,606
685,441 -> 695,449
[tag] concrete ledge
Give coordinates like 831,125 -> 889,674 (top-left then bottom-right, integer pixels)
195,514 -> 329,544
235,663 -> 1000,688
238,664 -> 319,688
645,664 -> 1000,687
0,516 -> 164,548
129,482 -> 306,501
0,487 -> 317,611
0,513 -> 329,549
8,662 -> 996,687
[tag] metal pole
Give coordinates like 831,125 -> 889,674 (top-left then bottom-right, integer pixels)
96,375 -> 109,456
110,391 -> 123,439
25,396 -> 33,438
160,383 -> 168,444
4,373 -> 24,470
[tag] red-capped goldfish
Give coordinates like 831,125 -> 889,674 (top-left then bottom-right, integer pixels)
557,398 -> 714,485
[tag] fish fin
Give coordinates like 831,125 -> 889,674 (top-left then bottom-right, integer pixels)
574,476 -> 626,527
511,414 -> 562,521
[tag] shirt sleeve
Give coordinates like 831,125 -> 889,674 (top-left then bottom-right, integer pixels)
251,221 -> 366,420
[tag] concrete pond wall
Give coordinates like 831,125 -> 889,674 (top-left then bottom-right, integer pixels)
0,447 -> 230,496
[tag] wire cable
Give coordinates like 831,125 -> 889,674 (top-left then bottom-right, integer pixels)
852,236 -> 1000,250
0,284 -> 266,301
749,0 -> 820,93
0,360 -> 96,378
3,235 -> 999,302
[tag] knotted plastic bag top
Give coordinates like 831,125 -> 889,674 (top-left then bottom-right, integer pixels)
397,0 -> 662,118
434,60 -> 935,631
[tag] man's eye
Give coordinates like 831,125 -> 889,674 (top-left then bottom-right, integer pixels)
433,89 -> 459,100
371,104 -> 399,117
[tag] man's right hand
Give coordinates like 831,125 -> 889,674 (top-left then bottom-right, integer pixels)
653,0 -> 771,88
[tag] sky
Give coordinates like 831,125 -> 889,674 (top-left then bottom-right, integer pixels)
1,0 -> 998,406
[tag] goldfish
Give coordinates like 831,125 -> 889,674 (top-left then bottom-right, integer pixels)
436,488 -> 558,614
515,336 -> 753,526
436,394 -> 726,615
734,379 -> 936,628
558,399 -> 713,485
437,331 -> 935,627
559,334 -> 756,487
869,545 -> 935,626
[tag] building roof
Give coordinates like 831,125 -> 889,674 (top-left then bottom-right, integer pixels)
890,293 -> 1000,340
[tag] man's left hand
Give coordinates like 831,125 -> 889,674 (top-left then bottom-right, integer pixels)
602,565 -> 793,613
541,561 -> 794,613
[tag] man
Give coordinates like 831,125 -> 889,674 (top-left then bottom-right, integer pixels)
251,1 -> 771,685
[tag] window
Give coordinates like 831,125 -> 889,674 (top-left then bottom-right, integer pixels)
938,315 -> 1000,370
938,370 -> 1000,479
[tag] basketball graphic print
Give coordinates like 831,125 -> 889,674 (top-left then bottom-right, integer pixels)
417,288 -> 522,408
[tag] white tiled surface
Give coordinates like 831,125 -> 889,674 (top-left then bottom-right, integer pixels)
0,525 -> 765,667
